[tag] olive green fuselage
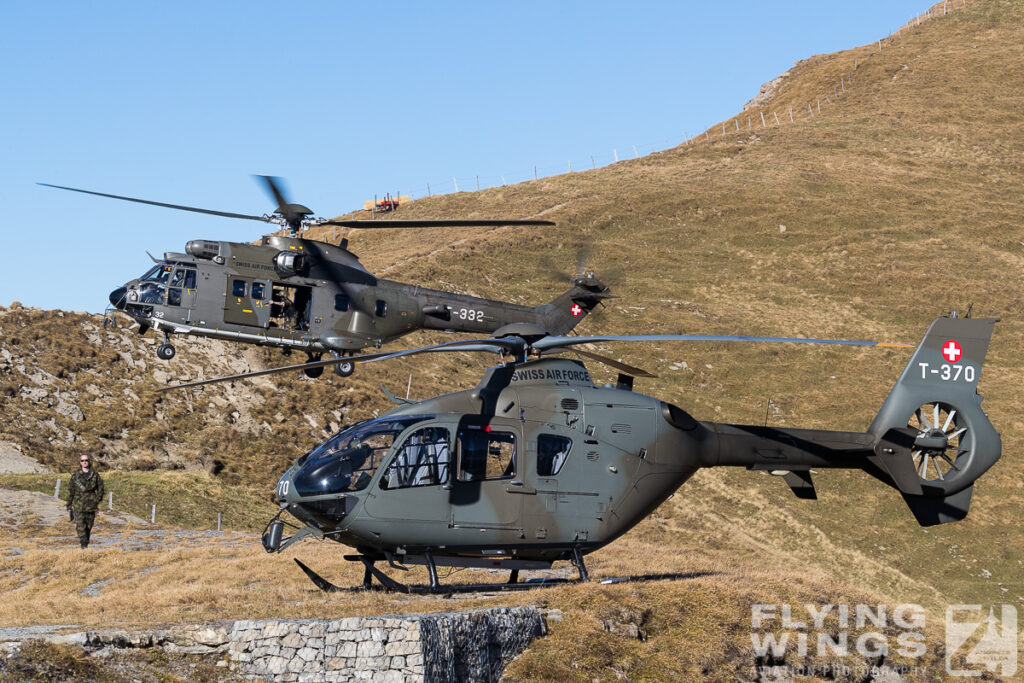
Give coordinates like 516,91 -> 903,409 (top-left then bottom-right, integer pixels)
274,358 -> 879,564
112,235 -> 606,357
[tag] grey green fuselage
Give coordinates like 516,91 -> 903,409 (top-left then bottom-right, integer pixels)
111,235 -> 605,355
269,315 -> 1002,569
273,358 -> 882,563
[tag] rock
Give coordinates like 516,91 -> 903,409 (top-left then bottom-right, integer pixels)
55,400 -> 84,422
602,619 -> 642,639
0,441 -> 50,474
743,70 -> 791,110
193,627 -> 229,647
601,608 -> 648,641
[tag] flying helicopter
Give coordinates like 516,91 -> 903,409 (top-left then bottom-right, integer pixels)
39,177 -> 612,378
160,313 -> 1000,593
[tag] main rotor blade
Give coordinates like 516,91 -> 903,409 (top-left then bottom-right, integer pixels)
154,350 -> 397,392
531,334 -> 915,352
254,174 -> 290,211
319,219 -> 555,228
544,347 -> 657,378
575,242 -> 593,279
155,330 -> 913,394
37,183 -> 270,222
155,337 -> 518,392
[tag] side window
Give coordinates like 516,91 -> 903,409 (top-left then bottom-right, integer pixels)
375,299 -> 388,317
167,288 -> 182,306
139,283 -> 165,303
171,269 -> 186,287
232,280 -> 247,297
381,427 -> 450,489
458,430 -> 516,481
251,282 -> 266,301
335,294 -> 350,312
537,434 -> 572,476
184,269 -> 197,289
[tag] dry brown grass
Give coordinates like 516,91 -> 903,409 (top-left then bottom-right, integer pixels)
0,523 -> 953,681
3,0 -> 1024,678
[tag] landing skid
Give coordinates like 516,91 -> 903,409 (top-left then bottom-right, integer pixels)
293,557 -> 716,595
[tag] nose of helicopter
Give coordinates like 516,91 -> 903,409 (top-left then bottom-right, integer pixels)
108,286 -> 127,309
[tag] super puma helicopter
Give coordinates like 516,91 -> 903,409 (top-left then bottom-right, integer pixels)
39,177 -> 611,378
160,313 -> 1000,593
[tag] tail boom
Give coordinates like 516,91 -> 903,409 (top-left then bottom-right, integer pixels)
686,316 -> 1000,526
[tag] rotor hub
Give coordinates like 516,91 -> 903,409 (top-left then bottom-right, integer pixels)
909,402 -> 968,482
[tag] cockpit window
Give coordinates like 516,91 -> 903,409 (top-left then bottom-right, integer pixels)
142,264 -> 173,284
381,427 -> 451,489
138,282 -> 165,304
292,415 -> 431,496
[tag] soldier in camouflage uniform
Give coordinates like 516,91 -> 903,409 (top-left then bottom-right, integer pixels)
67,454 -> 105,548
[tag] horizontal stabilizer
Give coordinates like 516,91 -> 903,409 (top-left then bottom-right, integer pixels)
901,485 -> 973,526
782,470 -> 817,499
867,427 -> 925,496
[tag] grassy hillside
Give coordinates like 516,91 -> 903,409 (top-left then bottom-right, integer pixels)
3,0 -> 1022,678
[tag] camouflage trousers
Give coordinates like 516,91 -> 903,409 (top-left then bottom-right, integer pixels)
75,511 -> 96,547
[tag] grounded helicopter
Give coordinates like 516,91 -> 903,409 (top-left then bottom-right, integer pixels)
161,313 -> 1000,593
39,177 -> 611,378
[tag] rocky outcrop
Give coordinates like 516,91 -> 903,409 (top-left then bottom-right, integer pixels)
0,441 -> 49,474
743,70 -> 791,110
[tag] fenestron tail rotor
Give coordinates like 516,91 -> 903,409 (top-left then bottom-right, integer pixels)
908,402 -> 969,482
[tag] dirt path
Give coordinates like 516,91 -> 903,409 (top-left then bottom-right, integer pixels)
0,488 -> 253,555
0,488 -> 149,529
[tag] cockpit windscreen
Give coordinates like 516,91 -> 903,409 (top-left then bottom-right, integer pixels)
292,415 -> 431,495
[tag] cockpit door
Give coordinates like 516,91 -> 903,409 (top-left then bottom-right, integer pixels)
449,422 -> 523,530
363,424 -> 452,524
168,267 -> 198,321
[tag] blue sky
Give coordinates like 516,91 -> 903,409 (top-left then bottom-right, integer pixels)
1,1 -> 927,313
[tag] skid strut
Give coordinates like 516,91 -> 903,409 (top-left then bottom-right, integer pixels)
295,556 -> 714,594
571,546 -> 589,582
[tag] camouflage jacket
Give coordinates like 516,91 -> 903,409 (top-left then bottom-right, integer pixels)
67,469 -> 105,513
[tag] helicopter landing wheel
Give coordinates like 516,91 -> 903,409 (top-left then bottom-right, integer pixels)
303,354 -> 324,379
333,360 -> 355,378
156,343 -> 176,361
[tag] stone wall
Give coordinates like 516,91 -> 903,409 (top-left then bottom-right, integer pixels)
227,606 -> 546,681
5,606 -> 547,682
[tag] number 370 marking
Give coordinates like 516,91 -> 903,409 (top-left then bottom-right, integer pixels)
918,362 -> 975,382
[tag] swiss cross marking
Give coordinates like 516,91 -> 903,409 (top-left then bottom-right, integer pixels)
570,303 -> 583,317
942,340 -> 962,363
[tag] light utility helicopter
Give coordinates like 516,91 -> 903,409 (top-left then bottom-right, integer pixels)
161,313 -> 1000,593
39,177 -> 611,378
